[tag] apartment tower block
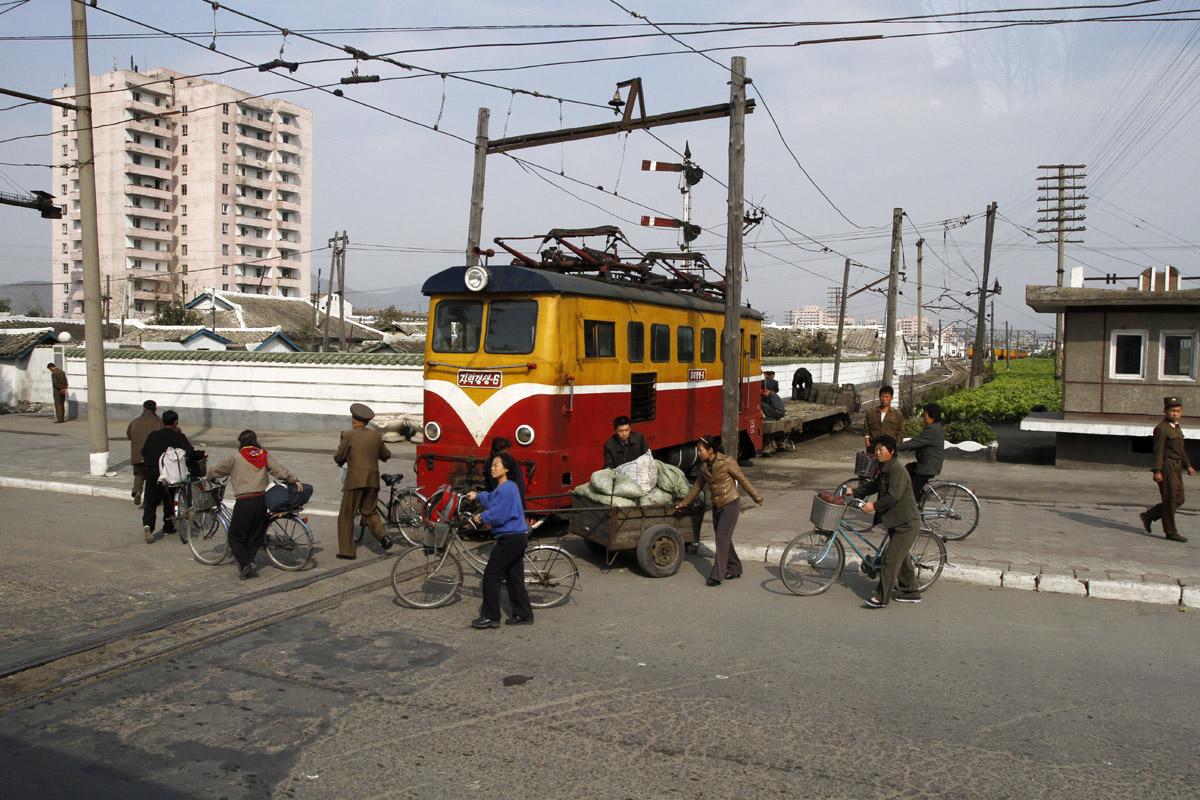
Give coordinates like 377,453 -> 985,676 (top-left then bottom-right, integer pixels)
50,67 -> 312,319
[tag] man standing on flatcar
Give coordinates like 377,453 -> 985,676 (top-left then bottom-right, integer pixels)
603,415 -> 650,469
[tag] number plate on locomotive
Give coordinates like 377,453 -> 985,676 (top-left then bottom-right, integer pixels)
688,369 -> 706,381
457,370 -> 503,388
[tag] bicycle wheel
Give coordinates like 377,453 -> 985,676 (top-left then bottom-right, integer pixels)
389,489 -> 428,547
919,482 -> 980,541
523,545 -> 579,609
265,515 -> 314,571
835,477 -> 876,533
391,546 -> 463,608
910,529 -> 947,591
779,530 -> 845,596
187,508 -> 231,565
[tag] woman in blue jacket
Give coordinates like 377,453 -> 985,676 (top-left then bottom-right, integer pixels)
465,452 -> 533,629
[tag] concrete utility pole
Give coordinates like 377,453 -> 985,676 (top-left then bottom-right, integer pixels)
970,202 -> 998,384
989,298 -> 996,366
71,0 -> 110,476
1036,164 -> 1087,383
720,57 -> 747,454
465,108 -> 490,267
1005,321 -> 1011,370
338,231 -> 348,351
882,208 -> 902,389
915,238 -> 924,356
832,258 -> 850,386
321,233 -> 347,351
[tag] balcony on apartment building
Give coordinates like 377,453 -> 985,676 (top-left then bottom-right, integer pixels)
124,160 -> 173,182
125,117 -> 174,141
128,224 -> 174,243
235,173 -> 274,192
124,137 -> 167,158
124,244 -> 172,264
235,194 -> 273,213
274,136 -> 302,155
235,129 -> 273,151
236,108 -> 273,130
126,95 -> 172,116
125,182 -> 173,202
274,195 -> 301,213
235,152 -> 271,170
126,202 -> 173,220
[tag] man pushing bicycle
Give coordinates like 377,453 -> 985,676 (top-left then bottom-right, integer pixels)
847,434 -> 923,608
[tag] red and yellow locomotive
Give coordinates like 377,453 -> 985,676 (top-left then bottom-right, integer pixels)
414,227 -> 764,508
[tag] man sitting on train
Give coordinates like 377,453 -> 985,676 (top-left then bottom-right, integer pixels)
603,416 -> 651,469
761,386 -> 786,421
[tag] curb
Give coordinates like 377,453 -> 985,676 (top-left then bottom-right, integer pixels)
728,540 -> 1192,608
0,475 -> 338,517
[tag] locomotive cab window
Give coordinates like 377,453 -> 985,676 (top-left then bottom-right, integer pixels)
650,323 -> 670,363
700,327 -> 716,363
485,300 -> 538,354
584,320 -> 616,358
628,321 -> 644,363
677,326 -> 695,362
750,334 -> 759,359
432,299 -> 483,353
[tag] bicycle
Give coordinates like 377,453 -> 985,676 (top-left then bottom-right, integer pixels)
185,479 -> 315,570
835,473 -> 981,541
390,491 -> 579,610
779,493 -> 947,597
356,472 -> 427,547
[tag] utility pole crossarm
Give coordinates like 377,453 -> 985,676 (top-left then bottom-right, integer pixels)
0,190 -> 62,218
487,100 -> 755,155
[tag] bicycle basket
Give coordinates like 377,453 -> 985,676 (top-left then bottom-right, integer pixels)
810,492 -> 848,531
190,480 -> 225,512
854,451 -> 877,478
422,522 -> 451,550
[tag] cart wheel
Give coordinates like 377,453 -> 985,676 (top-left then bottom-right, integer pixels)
636,524 -> 685,578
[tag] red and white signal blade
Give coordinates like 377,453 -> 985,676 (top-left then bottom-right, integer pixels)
640,160 -> 684,172
640,216 -> 682,228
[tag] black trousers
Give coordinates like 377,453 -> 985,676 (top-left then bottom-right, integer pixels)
479,533 -> 533,621
906,462 -> 933,503
228,494 -> 269,568
711,499 -> 743,580
141,478 -> 175,531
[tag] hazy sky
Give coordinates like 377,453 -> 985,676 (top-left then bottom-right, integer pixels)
2,1 -> 1197,335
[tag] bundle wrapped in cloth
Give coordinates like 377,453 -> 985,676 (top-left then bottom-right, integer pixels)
573,459 -> 695,508
616,451 -> 658,493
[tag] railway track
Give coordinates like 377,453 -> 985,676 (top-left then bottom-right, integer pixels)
0,556 -> 397,716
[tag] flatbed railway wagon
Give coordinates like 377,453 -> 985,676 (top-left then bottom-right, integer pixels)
413,227 -> 764,509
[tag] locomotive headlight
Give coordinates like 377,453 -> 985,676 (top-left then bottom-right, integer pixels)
464,265 -> 490,292
423,421 -> 442,442
515,424 -> 535,446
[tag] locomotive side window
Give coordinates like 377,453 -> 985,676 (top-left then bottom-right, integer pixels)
432,299 -> 482,353
750,334 -> 759,359
584,320 -> 616,358
627,321 -> 644,363
650,323 -> 670,362
677,326 -> 694,362
484,300 -> 538,354
700,327 -> 716,362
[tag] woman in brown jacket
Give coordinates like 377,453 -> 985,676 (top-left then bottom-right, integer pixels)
676,436 -> 764,586
208,430 -> 302,580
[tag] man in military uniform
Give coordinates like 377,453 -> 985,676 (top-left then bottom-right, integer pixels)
851,434 -> 924,607
1140,396 -> 1195,543
47,362 -> 68,423
334,403 -> 394,559
864,385 -> 905,451
126,399 -> 163,507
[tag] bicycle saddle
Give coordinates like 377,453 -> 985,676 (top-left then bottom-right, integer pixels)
381,473 -> 405,486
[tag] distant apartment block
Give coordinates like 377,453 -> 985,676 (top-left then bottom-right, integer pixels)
50,68 -> 312,319
787,304 -> 854,328
898,314 -> 933,338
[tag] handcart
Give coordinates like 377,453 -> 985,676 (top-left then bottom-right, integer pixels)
565,496 -> 705,578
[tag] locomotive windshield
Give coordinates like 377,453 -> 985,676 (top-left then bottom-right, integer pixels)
484,300 -> 538,355
432,299 -> 482,353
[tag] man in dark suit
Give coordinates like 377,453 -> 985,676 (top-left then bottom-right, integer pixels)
141,409 -> 205,543
792,367 -> 813,401
334,403 -> 394,559
603,415 -> 650,469
762,370 -> 780,394
897,403 -> 944,501
126,399 -> 163,507
1141,396 -> 1195,543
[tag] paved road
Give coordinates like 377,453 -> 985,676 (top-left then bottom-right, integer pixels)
1,487 -> 1198,798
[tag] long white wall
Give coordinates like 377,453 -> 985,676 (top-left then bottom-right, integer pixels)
1,348 -> 931,431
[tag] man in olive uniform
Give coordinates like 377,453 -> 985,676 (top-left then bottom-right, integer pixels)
126,399 -> 163,506
852,434 -> 923,607
863,385 -> 905,450
1140,396 -> 1195,543
334,403 -> 394,559
47,362 -> 68,423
